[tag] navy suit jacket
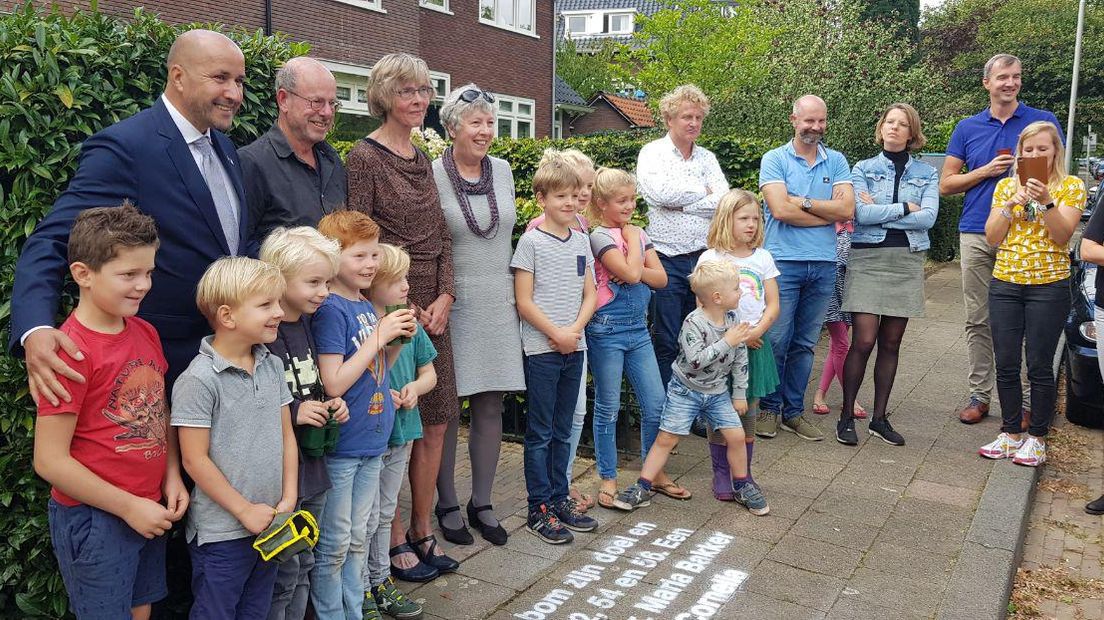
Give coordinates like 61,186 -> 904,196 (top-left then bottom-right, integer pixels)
9,98 -> 248,385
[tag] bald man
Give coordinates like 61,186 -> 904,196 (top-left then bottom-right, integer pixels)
756,95 -> 856,442
240,57 -> 347,252
11,29 -> 249,396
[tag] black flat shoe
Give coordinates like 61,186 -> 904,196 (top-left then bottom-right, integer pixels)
388,542 -> 439,582
435,504 -> 474,545
466,500 -> 508,546
406,531 -> 459,573
1087,495 -> 1104,515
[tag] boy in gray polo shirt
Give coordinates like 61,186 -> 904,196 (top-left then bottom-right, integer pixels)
172,257 -> 298,619
512,158 -> 599,545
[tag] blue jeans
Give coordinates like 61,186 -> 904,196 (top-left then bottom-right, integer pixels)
268,492 -> 327,620
660,376 -> 742,435
653,251 -> 704,386
310,455 -> 383,620
760,260 -> 835,420
565,349 -> 588,481
523,351 -> 583,513
365,442 -> 412,588
587,317 -> 665,480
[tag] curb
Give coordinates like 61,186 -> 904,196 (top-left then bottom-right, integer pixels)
936,460 -> 1040,620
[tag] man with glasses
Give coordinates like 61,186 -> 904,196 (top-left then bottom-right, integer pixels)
240,56 -> 347,252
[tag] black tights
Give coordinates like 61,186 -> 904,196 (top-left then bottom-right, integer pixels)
841,313 -> 910,421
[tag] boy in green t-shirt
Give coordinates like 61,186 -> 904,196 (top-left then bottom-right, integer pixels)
365,243 -> 438,615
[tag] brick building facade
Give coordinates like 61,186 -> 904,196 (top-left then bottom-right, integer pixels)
35,0 -> 555,138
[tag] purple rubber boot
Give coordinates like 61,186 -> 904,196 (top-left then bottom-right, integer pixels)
710,443 -> 735,501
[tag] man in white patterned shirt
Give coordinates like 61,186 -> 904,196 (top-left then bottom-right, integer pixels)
637,84 -> 730,395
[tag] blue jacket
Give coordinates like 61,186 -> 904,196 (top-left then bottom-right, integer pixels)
850,153 -> 939,251
9,98 -> 248,386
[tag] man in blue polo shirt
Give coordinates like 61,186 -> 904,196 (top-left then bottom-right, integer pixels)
756,95 -> 855,442
940,53 -> 1064,425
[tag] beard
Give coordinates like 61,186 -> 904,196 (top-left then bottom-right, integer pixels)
798,130 -> 824,145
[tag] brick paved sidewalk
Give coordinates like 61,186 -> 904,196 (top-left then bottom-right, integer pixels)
1015,413 -> 1104,619
391,264 -> 1023,619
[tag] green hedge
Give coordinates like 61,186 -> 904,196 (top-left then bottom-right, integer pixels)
0,4 -> 306,616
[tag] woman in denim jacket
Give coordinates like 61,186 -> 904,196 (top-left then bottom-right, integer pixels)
835,103 -> 939,447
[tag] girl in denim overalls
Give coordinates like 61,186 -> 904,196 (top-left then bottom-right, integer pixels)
583,168 -> 675,510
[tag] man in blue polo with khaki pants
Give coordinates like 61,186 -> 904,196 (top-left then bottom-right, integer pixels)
756,95 -> 855,441
940,53 -> 1064,425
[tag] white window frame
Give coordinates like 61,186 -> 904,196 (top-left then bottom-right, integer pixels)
330,0 -> 386,14
553,111 -> 563,140
419,0 -> 452,15
320,60 -> 450,117
565,14 -> 588,36
607,12 -> 633,34
495,94 -> 535,139
479,0 -> 539,38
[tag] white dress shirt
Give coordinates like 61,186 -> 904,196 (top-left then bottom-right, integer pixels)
636,133 -> 730,256
161,94 -> 241,220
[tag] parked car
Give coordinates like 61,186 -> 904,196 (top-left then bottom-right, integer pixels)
1064,245 -> 1103,428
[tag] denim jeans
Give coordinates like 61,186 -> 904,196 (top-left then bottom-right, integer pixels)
760,260 -> 835,420
653,251 -> 704,386
365,442 -> 412,589
565,349 -> 588,482
587,319 -> 665,480
310,455 -> 383,620
523,351 -> 583,513
267,491 -> 326,620
989,278 -> 1070,437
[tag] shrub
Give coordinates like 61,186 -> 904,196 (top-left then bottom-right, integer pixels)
0,4 -> 305,615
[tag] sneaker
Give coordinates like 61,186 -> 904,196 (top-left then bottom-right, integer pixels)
527,504 -> 574,544
362,595 -> 383,620
868,417 -> 905,446
1012,436 -> 1047,467
733,482 -> 770,516
611,482 -> 652,511
781,414 -> 824,441
978,433 -> 1024,459
755,409 -> 779,438
836,417 -> 858,446
552,497 -> 599,532
372,577 -> 423,619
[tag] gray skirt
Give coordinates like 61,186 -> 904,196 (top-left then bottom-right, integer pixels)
842,247 -> 926,318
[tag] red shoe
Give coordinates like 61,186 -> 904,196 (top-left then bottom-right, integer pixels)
853,404 -> 868,420
812,403 -> 830,415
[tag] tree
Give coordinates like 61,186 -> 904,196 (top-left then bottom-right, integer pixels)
921,0 -> 1104,155
556,37 -> 620,102
611,0 -> 775,111
711,0 -> 945,160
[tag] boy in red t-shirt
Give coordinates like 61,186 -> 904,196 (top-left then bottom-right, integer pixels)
33,202 -> 189,620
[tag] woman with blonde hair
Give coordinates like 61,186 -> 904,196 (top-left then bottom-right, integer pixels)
835,103 -> 939,447
978,120 -> 1084,466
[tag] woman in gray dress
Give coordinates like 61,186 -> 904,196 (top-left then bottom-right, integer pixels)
431,84 -> 527,546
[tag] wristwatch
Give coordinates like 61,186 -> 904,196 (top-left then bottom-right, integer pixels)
1039,201 -> 1055,212
801,198 -> 813,212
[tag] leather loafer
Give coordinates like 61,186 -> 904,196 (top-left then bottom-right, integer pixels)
958,399 -> 989,424
1021,408 -> 1031,433
388,543 -> 439,583
1086,495 -> 1104,515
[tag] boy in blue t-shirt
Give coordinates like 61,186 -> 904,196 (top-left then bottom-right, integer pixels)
364,243 -> 438,618
311,211 -> 417,619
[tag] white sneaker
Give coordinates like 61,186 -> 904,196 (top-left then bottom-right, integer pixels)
1012,436 -> 1047,467
979,433 -> 1024,459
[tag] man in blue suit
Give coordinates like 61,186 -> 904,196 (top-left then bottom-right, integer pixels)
11,29 -> 248,403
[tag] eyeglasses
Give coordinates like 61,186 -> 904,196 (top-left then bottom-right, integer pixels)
395,86 -> 436,100
286,89 -> 341,112
459,89 -> 495,104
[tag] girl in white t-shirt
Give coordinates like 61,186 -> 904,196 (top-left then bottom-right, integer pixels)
697,189 -> 780,501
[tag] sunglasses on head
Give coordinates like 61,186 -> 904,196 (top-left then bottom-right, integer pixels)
460,89 -> 495,104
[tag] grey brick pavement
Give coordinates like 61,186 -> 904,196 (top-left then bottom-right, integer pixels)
391,264 -> 1024,619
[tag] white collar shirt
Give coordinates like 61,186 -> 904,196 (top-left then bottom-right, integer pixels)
160,94 -> 240,218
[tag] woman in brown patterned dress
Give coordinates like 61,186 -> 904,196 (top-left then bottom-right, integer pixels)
346,53 -> 460,577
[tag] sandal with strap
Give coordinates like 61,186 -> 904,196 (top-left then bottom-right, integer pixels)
466,500 -> 508,546
388,542 -> 439,583
434,504 -> 474,545
596,489 -> 618,510
406,530 -> 459,574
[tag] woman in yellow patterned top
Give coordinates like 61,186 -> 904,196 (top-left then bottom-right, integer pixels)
979,121 -> 1085,467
